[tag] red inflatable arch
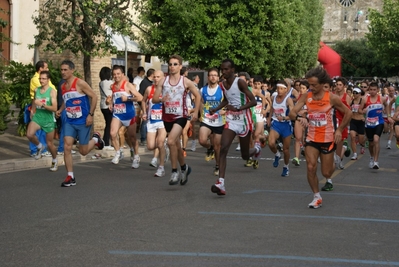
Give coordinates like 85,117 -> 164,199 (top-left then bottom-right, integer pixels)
317,41 -> 341,77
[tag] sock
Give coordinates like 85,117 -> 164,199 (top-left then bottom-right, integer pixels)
116,150 -> 121,155
219,178 -> 224,183
275,151 -> 281,157
327,178 -> 332,184
92,136 -> 99,143
343,145 -> 347,151
284,164 -> 289,169
388,140 -> 391,144
159,165 -> 164,170
52,158 -> 57,163
172,168 -> 178,173
37,143 -> 43,149
68,172 -> 74,178
181,164 -> 186,171
130,147 -> 134,152
314,192 -> 321,198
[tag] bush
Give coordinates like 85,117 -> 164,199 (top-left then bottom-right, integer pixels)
0,61 -> 11,133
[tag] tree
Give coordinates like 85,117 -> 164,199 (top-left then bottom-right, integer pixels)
332,38 -> 397,78
132,0 -> 323,78
32,0 -> 135,85
366,0 -> 399,68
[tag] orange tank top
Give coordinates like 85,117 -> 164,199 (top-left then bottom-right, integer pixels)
306,91 -> 335,143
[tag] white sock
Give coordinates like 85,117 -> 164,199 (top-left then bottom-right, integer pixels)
314,192 -> 321,198
68,172 -> 74,178
284,164 -> 289,169
92,137 -> 98,143
37,143 -> 43,149
219,178 -> 224,183
52,158 -> 57,163
327,179 -> 332,184
275,151 -> 281,157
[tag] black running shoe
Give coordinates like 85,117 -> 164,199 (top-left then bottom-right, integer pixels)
93,132 -> 104,150
61,175 -> 76,187
321,182 -> 333,191
180,164 -> 191,185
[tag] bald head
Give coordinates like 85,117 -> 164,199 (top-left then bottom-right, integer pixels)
153,70 -> 164,85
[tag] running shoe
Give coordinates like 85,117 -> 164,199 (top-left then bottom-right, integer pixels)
273,155 -> 280,168
236,143 -> 241,151
211,178 -> 226,195
35,145 -> 45,160
93,132 -> 104,150
253,143 -> 261,160
49,161 -> 58,172
41,151 -> 52,157
132,155 -> 140,169
386,141 -> 391,149
210,150 -> 215,159
321,182 -> 333,191
373,162 -> 379,170
344,146 -> 351,157
112,151 -> 123,164
61,175 -> 76,187
213,166 -> 219,176
308,196 -> 322,209
281,167 -> 289,177
338,161 -> 344,170
252,160 -> 259,169
205,149 -> 213,162
190,140 -> 196,152
369,157 -> 374,169
180,164 -> 191,185
130,149 -> 134,162
150,158 -> 158,168
169,171 -> 181,185
301,148 -> 305,157
245,159 -> 253,167
360,146 -> 365,154
154,167 -> 165,177
292,157 -> 300,166
351,153 -> 358,160
277,142 -> 283,152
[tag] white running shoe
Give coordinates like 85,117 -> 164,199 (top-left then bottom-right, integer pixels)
150,158 -> 158,168
369,157 -> 374,169
132,155 -> 140,169
35,146 -> 45,160
308,196 -> 322,209
190,140 -> 196,151
112,151 -> 123,164
351,153 -> 358,160
236,143 -> 241,151
211,178 -> 226,195
155,167 -> 165,177
169,171 -> 180,185
373,162 -> 379,169
49,161 -> 58,172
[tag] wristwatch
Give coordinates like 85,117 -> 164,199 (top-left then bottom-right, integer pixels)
89,112 -> 94,116
296,114 -> 302,120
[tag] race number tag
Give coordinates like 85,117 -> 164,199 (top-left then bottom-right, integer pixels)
226,110 -> 244,121
150,109 -> 162,120
274,108 -> 284,119
36,98 -> 46,109
255,103 -> 263,114
205,112 -> 219,123
366,116 -> 378,126
113,103 -> 126,114
164,101 -> 182,115
66,106 -> 82,119
352,104 -> 360,113
308,113 -> 327,127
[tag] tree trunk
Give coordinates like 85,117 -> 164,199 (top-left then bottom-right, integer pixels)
83,53 -> 92,87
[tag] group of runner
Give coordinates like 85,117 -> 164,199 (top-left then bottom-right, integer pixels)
27,56 -> 399,209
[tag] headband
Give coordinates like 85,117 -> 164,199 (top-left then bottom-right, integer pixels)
276,83 -> 287,89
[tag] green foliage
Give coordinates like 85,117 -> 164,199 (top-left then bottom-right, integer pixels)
0,60 -> 11,133
132,0 -> 324,78
332,39 -> 397,78
366,0 -> 399,68
0,7 -> 12,50
32,0 -> 135,85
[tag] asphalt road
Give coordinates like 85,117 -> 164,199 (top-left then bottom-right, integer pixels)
1,142 -> 399,267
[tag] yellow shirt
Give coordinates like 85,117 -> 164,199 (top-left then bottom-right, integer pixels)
30,72 -> 56,99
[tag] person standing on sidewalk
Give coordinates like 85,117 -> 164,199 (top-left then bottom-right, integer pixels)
26,71 -> 58,171
56,60 -> 104,187
152,55 -> 201,186
99,67 -> 114,150
289,67 -> 352,209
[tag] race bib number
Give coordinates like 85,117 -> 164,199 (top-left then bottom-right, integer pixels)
226,110 -> 244,121
352,104 -> 360,113
113,103 -> 126,114
255,103 -> 263,114
274,108 -> 284,118
150,109 -> 162,120
36,98 -> 46,109
205,112 -> 219,123
165,101 -> 182,115
366,116 -> 379,126
308,113 -> 327,127
66,106 -> 82,119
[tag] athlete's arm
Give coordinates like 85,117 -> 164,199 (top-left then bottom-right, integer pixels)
331,93 -> 352,144
285,97 -> 294,121
289,93 -> 308,127
152,77 -> 165,104
267,95 -> 274,126
358,96 -> 367,114
141,86 -> 150,121
45,88 -> 58,112
210,97 -> 228,115
126,83 -> 143,102
236,79 -> 256,110
78,79 -> 97,126
185,77 -> 201,121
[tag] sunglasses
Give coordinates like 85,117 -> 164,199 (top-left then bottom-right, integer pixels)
168,63 -> 179,66
353,92 -> 360,94
361,86 -> 368,88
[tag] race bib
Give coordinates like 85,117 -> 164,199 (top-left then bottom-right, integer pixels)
113,103 -> 126,114
150,109 -> 162,120
255,103 -> 263,114
226,110 -> 244,121
36,98 -> 46,109
205,112 -> 219,123
308,113 -> 327,127
274,108 -> 284,118
66,106 -> 82,119
366,116 -> 379,126
352,104 -> 360,113
165,101 -> 182,115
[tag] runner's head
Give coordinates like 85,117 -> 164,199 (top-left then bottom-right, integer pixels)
112,65 -> 125,82
207,68 -> 219,86
276,80 -> 288,96
60,60 -> 75,80
153,70 -> 164,85
220,59 -> 235,80
305,66 -> 331,94
168,55 -> 183,75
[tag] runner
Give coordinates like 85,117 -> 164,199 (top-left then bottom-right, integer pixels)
56,60 -> 104,187
359,81 -> 389,169
198,68 -> 225,176
26,70 -> 58,171
289,67 -> 352,208
267,80 -> 294,176
152,55 -> 201,186
292,80 -> 309,166
349,87 -> 366,160
141,70 -> 167,177
384,85 -> 396,149
209,59 -> 258,196
108,65 -> 143,168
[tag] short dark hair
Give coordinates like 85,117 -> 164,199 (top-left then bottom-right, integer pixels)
112,65 -> 125,73
99,67 -> 111,81
180,66 -> 187,76
207,68 -> 219,75
300,79 -> 309,88
221,58 -> 235,69
146,68 -> 155,77
169,54 -> 183,65
276,80 -> 288,87
238,72 -> 250,81
35,60 -> 47,72
369,81 -> 379,88
61,60 -> 75,70
335,77 -> 348,85
253,75 -> 263,83
191,74 -> 199,81
305,66 -> 331,85
137,66 -> 145,73
40,70 -> 51,80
